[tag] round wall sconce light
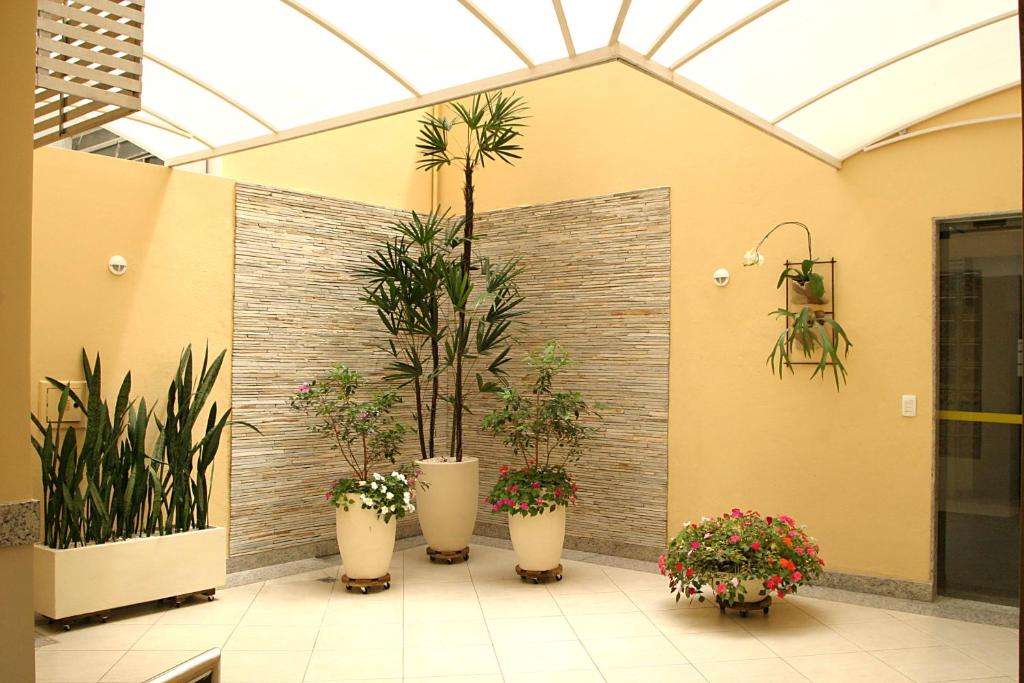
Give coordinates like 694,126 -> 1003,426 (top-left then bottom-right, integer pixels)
713,268 -> 730,287
108,255 -> 128,276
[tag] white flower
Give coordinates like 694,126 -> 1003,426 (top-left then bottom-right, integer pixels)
389,505 -> 396,512
372,472 -> 384,481
370,482 -> 378,490
405,504 -> 415,513
358,480 -> 366,486
742,248 -> 765,267
360,495 -> 373,507
397,473 -> 407,483
402,491 -> 411,504
385,491 -> 394,500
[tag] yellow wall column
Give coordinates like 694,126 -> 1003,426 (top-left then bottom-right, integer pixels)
0,1 -> 39,680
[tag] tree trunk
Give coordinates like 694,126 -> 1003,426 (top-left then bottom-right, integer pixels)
452,164 -> 474,462
428,337 -> 439,459
413,376 -> 427,460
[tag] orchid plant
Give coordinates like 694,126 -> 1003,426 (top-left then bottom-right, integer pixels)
743,221 -> 853,389
291,365 -> 415,520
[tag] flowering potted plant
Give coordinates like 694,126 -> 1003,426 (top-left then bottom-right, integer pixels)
291,365 -> 414,590
660,508 -> 824,615
483,343 -> 603,579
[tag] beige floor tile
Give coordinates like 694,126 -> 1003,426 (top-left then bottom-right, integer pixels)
404,619 -> 490,647
156,598 -> 250,626
404,677 -> 503,683
602,566 -> 669,592
697,656 -> 811,682
668,629 -> 777,663
754,626 -> 860,657
504,671 -> 604,683
553,590 -> 639,616
486,615 -> 577,643
646,605 -> 745,635
871,646 -> 1001,682
403,580 -> 478,600
495,639 -> 596,673
224,624 -> 319,651
36,649 -> 124,683
785,652 -> 912,682
583,634 -> 688,670
403,555 -> 473,583
44,623 -> 151,651
479,592 -> 561,619
405,595 -> 484,622
953,640 -> 1019,678
100,650 -> 202,682
99,604 -> 167,626
241,604 -> 329,627
731,603 -> 823,631
567,611 -> 662,639
896,614 -> 1020,647
131,624 -> 234,651
220,650 -> 311,682
831,621 -> 942,650
472,577 -> 533,597
627,588 -> 714,613
603,663 -> 708,682
305,647 -> 403,680
789,597 -> 898,625
321,598 -> 402,626
545,572 -> 621,595
314,621 -> 402,650
404,643 -> 500,677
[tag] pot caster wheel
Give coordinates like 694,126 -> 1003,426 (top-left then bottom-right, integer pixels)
555,574 -> 563,581
360,587 -> 368,595
345,585 -> 352,592
208,596 -> 215,602
446,558 -> 454,565
384,582 -> 391,590
763,607 -> 770,615
100,616 -> 109,624
462,553 -> 469,561
532,578 -> 541,585
62,624 -> 71,632
739,609 -> 749,618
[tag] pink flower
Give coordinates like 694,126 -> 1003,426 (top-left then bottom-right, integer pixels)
751,541 -> 761,551
507,485 -> 519,492
297,382 -> 311,393
531,482 -> 541,488
555,488 -> 563,496
324,491 -> 331,500
491,504 -> 499,512
795,546 -> 805,555
657,554 -> 667,575
690,541 -> 700,550
716,584 -> 726,594
730,577 -> 739,587
791,571 -> 803,582
729,535 -> 740,543
356,411 -> 369,422
519,502 -> 528,510
730,508 -> 743,518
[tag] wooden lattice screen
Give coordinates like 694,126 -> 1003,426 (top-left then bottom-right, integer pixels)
34,0 -> 144,148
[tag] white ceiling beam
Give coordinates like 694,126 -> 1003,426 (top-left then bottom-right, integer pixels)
609,0 -> 631,46
278,0 -> 421,96
167,44 -> 842,170
773,10 -> 1019,124
145,52 -> 278,133
552,0 -> 576,57
125,115 -> 193,139
457,0 -> 534,67
847,81 -> 1021,158
860,113 -> 1021,153
645,0 -> 702,58
140,107 -> 214,148
670,0 -> 788,70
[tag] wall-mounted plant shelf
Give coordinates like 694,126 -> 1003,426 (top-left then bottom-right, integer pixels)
783,258 -> 837,365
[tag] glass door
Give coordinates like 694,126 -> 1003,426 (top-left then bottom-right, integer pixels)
937,214 -> 1022,605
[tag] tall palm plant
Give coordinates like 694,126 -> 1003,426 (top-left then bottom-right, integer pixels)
413,90 -> 529,462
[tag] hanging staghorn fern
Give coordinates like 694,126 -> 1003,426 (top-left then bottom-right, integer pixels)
32,345 -> 255,549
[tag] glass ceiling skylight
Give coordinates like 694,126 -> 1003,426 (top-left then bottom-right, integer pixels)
107,0 -> 1019,167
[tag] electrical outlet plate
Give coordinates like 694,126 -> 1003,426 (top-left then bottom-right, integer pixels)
38,380 -> 87,424
901,394 -> 917,417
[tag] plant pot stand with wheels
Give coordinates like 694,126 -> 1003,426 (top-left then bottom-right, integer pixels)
716,594 -> 772,617
426,546 -> 470,564
342,573 -> 391,594
516,564 -> 563,584
168,588 -> 217,608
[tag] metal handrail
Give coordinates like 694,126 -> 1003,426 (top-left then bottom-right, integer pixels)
144,648 -> 220,683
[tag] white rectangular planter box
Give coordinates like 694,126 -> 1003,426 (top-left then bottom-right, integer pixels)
34,527 -> 226,620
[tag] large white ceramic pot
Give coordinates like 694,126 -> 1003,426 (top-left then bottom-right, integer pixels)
508,505 -> 566,572
416,457 -> 478,554
336,500 -> 396,580
737,577 -> 767,603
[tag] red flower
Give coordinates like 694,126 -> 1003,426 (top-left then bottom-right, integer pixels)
716,584 -> 726,594
729,535 -> 740,543
791,571 -> 803,582
674,562 -> 683,572
507,485 -> 519,492
531,482 -> 541,488
685,568 -> 694,578
554,488 -> 563,496
766,516 -> 773,524
657,554 -> 667,575
750,541 -> 761,551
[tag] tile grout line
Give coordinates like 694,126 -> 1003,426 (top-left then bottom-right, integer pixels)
300,565 -> 338,683
465,554 -> 510,683
91,609 -> 162,682
600,565 -> 710,682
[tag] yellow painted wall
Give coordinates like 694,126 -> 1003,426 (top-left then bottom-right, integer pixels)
215,109 -> 431,211
0,1 -> 39,679
434,62 -> 1022,583
32,148 -> 237,535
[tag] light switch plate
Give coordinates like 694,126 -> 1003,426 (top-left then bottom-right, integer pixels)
901,394 -> 917,417
38,380 -> 87,424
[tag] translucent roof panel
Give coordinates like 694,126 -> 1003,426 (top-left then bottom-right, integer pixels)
560,0 -> 622,53
140,59 -> 270,147
143,0 -> 410,130
652,0 -> 771,66
779,17 -> 1021,158
680,0 -> 1017,122
105,118 -> 209,160
297,0 -> 524,93
472,0 -> 567,64
99,1 -> 1020,164
619,0 -> 696,56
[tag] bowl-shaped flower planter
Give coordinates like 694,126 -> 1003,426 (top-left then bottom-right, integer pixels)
661,508 -> 824,616
34,527 -> 226,622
